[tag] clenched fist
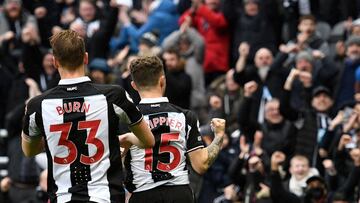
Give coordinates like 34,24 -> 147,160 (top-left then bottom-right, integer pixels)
244,81 -> 258,97
271,151 -> 286,171
211,118 -> 226,137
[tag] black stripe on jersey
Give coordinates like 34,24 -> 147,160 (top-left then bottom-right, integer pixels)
45,140 -> 58,203
149,112 -> 170,167
40,110 -> 58,203
106,98 -> 125,203
124,152 -> 136,193
64,97 -> 91,202
23,93 -> 59,203
147,112 -> 174,182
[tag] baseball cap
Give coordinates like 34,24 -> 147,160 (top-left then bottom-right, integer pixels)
88,58 -> 111,74
140,32 -> 158,47
312,86 -> 331,97
306,175 -> 326,185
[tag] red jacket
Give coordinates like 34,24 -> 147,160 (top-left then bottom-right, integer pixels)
179,5 -> 230,73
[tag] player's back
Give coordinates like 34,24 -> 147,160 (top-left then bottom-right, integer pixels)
125,97 -> 203,193
23,77 -> 142,203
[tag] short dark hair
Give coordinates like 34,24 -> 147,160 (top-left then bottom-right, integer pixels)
50,29 -> 85,70
130,56 -> 164,89
80,0 -> 96,7
299,14 -> 316,23
163,47 -> 181,58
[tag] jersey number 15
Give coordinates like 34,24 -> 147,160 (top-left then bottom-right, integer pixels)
144,132 -> 181,172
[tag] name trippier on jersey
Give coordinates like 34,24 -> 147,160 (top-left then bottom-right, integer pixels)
146,116 -> 183,131
56,101 -> 90,115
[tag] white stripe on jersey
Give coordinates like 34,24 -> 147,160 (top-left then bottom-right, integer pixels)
42,98 -> 72,203
29,112 -> 40,137
113,104 -> 131,125
130,112 -> 190,192
84,95 -> 111,203
42,95 -> 112,202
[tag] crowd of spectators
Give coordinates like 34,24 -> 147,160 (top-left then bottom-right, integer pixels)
0,0 -> 360,202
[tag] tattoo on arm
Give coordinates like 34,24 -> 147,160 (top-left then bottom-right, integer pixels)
206,135 -> 224,166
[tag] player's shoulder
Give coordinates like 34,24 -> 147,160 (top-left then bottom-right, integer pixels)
26,87 -> 59,111
90,83 -> 129,99
90,83 -> 126,94
168,103 -> 198,121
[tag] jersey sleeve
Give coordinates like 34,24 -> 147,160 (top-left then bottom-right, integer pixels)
112,86 -> 143,126
185,110 -> 204,153
22,98 -> 42,141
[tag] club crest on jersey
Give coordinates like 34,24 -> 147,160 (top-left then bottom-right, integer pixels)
56,102 -> 90,115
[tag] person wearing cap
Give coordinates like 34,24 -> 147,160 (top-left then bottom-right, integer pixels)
282,65 -> 335,171
88,58 -> 113,84
334,36 -> 360,109
138,31 -> 161,56
222,0 -> 278,65
270,151 -> 329,203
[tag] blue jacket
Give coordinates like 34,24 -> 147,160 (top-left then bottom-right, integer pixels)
110,0 -> 179,53
335,58 -> 360,109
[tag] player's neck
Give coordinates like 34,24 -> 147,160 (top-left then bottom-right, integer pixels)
58,66 -> 86,79
138,88 -> 164,99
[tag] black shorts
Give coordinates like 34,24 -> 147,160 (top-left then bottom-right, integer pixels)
129,185 -> 194,203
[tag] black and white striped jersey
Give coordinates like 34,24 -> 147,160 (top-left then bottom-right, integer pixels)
124,97 -> 204,193
22,77 -> 143,203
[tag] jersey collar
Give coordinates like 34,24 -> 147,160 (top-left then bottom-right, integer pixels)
139,97 -> 169,104
58,76 -> 91,85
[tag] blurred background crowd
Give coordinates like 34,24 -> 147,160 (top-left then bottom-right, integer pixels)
0,0 -> 360,202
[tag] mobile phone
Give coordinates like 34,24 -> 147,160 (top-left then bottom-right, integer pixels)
343,107 -> 353,124
345,135 -> 358,149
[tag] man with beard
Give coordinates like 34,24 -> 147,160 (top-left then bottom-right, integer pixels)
162,48 -> 192,109
233,43 -> 289,124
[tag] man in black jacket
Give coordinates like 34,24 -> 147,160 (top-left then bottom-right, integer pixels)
233,43 -> 290,124
238,80 -> 297,154
222,0 -> 279,65
281,69 -> 334,169
162,48 -> 192,109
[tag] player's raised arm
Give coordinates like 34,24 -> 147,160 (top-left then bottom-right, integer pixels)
188,118 -> 226,175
